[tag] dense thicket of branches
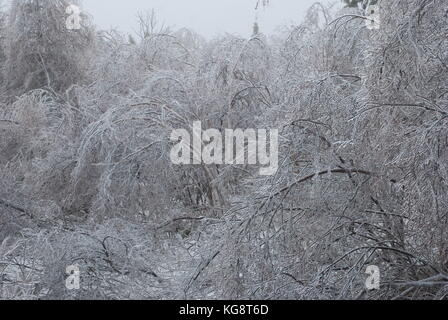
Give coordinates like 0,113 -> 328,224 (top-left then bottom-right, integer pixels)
0,0 -> 447,300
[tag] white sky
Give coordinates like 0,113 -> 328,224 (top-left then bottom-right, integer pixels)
82,0 -> 336,39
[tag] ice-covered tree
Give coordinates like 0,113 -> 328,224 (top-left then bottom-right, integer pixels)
3,0 -> 94,95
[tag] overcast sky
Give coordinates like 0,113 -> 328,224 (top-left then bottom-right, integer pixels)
82,0 -> 336,39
